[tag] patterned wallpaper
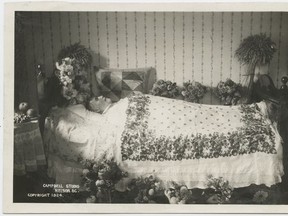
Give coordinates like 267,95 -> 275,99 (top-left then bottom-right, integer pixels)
22,12 -> 288,104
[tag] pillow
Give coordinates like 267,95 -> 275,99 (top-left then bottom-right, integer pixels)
94,67 -> 156,102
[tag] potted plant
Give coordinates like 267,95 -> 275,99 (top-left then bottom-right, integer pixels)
235,33 -> 276,103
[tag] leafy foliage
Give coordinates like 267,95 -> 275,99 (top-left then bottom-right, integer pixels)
235,33 -> 276,66
58,42 -> 92,69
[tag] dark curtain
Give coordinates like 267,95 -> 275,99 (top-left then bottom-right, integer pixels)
15,12 -> 39,111
15,12 -> 28,109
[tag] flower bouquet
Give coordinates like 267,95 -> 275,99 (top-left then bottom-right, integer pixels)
150,80 -> 181,99
127,175 -> 163,203
164,181 -> 192,204
205,175 -> 233,204
81,159 -> 127,203
55,57 -> 92,106
181,81 -> 207,103
214,79 -> 242,105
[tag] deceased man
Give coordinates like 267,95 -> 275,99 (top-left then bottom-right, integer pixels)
44,93 -> 283,190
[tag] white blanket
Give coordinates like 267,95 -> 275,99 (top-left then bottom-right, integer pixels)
44,94 -> 284,189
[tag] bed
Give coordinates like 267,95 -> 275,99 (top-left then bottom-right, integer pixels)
43,92 -> 284,190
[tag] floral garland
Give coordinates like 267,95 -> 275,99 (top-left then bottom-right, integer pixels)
181,81 -> 207,103
121,94 -> 276,162
55,57 -> 91,106
214,79 -> 242,105
80,159 -> 127,203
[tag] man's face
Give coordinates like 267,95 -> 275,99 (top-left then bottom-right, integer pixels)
89,96 -> 112,113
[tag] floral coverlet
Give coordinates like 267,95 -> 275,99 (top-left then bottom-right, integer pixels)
44,94 -> 283,188
121,94 -> 277,161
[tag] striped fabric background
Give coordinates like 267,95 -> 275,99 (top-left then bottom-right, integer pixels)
22,12 -> 288,105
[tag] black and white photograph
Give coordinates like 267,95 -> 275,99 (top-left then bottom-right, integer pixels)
3,1 -> 288,213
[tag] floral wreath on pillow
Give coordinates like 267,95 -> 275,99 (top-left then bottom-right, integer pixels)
55,57 -> 92,106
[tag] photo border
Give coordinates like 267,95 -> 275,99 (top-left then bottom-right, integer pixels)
3,1 -> 288,213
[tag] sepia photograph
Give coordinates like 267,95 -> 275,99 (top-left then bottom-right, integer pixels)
3,1 -> 288,213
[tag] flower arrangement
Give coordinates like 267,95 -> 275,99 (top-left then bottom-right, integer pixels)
55,57 -> 91,106
214,79 -> 242,105
127,175 -> 163,203
235,33 -> 276,66
205,175 -> 233,204
81,159 -> 127,203
150,80 -> 181,99
53,43 -> 93,106
181,81 -> 207,103
164,181 -> 192,204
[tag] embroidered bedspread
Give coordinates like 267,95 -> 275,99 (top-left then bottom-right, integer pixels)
44,94 -> 284,189
121,95 -> 277,161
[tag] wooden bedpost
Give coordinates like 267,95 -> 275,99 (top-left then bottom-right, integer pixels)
280,76 -> 288,96
279,76 -> 288,200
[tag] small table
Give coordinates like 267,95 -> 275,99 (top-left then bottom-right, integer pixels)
14,120 -> 46,176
